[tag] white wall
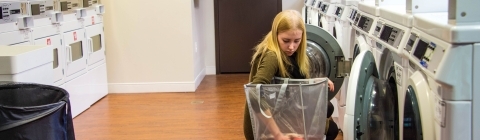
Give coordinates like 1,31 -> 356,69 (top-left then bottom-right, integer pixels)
197,0 -> 217,75
103,0 -> 204,93
283,0 -> 305,12
102,0 -> 301,93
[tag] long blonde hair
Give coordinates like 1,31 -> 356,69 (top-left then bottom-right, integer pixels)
251,10 -> 310,78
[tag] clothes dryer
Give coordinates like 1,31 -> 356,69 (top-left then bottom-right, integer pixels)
27,0 -> 66,86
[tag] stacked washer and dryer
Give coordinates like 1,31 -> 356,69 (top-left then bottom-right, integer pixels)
0,0 -> 107,118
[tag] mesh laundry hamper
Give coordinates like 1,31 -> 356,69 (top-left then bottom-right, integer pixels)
0,82 -> 75,140
245,78 -> 328,140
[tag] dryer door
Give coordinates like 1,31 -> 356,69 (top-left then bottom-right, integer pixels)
403,71 -> 435,140
345,51 -> 398,140
85,23 -> 106,69
306,24 -> 344,100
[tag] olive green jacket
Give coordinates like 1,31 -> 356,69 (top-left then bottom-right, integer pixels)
249,50 -> 279,84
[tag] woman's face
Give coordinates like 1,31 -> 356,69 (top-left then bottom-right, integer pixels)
277,29 -> 302,56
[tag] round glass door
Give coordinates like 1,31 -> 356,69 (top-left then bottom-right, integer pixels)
403,86 -> 423,140
349,51 -> 398,140
307,40 -> 330,78
305,24 -> 344,100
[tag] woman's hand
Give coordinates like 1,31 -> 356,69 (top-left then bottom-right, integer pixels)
328,79 -> 334,92
273,133 -> 290,140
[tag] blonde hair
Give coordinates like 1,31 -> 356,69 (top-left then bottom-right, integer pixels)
251,10 -> 310,78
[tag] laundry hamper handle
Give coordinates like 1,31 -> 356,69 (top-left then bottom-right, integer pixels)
256,83 -> 288,118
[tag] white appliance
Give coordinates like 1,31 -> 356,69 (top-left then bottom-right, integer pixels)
82,0 -> 107,107
343,1 -> 392,139
0,0 -> 108,118
373,3 -> 412,140
53,0 -> 108,117
327,0 -> 354,130
343,4 -> 376,139
405,2 -> 480,138
373,1 -> 449,139
0,45 -> 53,85
27,0 -> 65,86
305,24 -> 346,122
0,1 -> 33,45
56,0 -> 88,82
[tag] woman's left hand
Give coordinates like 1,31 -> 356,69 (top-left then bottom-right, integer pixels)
328,80 -> 334,92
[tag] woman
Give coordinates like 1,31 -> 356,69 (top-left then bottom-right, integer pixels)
244,10 -> 337,140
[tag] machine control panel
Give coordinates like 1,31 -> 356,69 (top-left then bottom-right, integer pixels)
0,2 -> 27,24
356,15 -> 373,33
405,33 -> 417,53
55,0 -> 83,12
334,6 -> 343,18
317,2 -> 322,9
374,22 -> 404,48
411,38 -> 445,73
353,12 -> 361,25
349,9 -> 357,21
29,1 -> 54,17
320,3 -> 328,13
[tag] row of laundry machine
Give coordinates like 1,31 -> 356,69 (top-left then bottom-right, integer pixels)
0,0 -> 107,118
302,0 -> 479,139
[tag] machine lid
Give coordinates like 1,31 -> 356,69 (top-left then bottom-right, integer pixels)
348,51 -> 399,140
306,24 -> 344,100
404,71 -> 436,140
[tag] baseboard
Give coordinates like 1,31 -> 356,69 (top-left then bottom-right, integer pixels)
194,67 -> 206,90
108,82 -> 197,93
108,68 -> 206,94
206,66 -> 216,75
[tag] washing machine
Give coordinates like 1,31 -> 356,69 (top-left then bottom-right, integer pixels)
326,0 -> 354,131
0,1 -> 33,46
305,24 -> 345,104
343,2 -> 404,139
372,4 -> 413,140
405,9 -> 480,139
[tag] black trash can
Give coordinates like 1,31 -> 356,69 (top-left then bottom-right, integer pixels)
0,82 -> 75,140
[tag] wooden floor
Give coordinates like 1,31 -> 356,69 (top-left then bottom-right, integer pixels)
73,74 -> 343,140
